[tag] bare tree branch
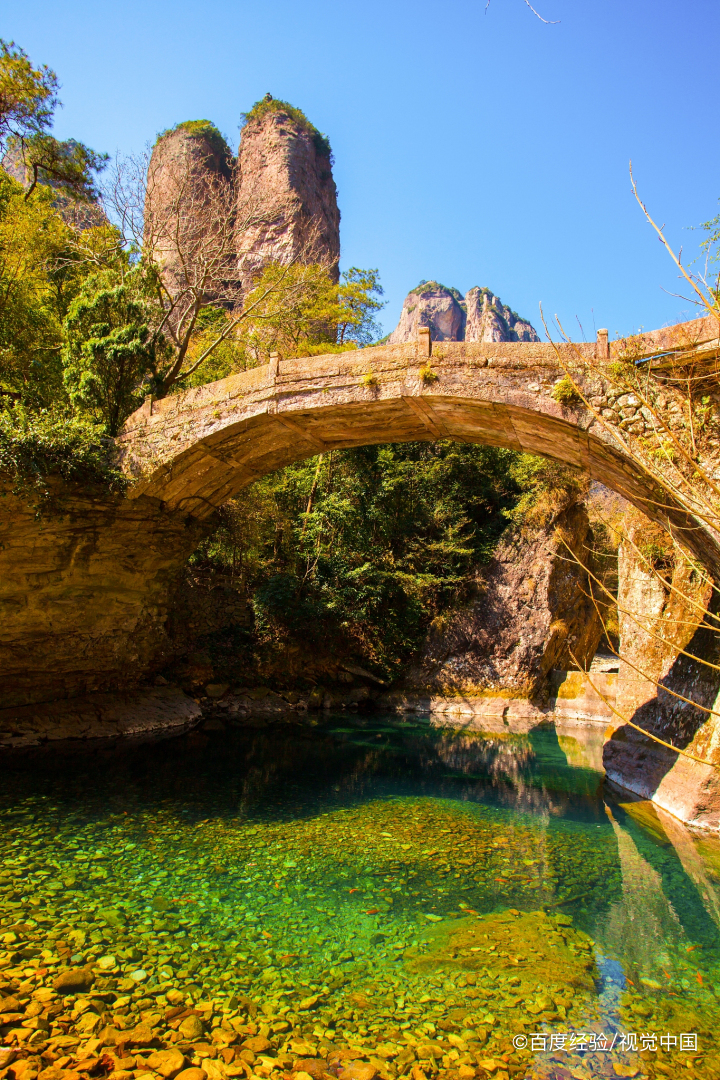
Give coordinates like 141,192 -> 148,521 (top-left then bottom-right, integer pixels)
484,0 -> 559,23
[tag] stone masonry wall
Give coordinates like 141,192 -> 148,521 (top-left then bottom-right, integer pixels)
0,481 -> 207,710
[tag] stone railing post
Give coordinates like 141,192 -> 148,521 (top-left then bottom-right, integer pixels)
596,329 -> 609,360
417,327 -> 431,360
266,352 -> 280,414
140,394 -> 153,419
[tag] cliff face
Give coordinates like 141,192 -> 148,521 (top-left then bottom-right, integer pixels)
465,286 -> 539,342
144,105 -> 340,296
144,122 -> 234,296
604,512 -> 720,828
615,511 -> 711,718
399,500 -> 603,698
387,282 -> 466,343
387,281 -> 540,344
234,105 -> 340,287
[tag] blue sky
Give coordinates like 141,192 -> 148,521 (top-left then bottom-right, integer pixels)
6,0 -> 719,339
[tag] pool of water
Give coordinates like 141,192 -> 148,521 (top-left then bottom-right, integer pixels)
1,712 -> 719,1080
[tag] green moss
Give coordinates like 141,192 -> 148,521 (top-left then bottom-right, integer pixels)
552,376 -> 581,405
155,120 -> 232,163
241,95 -> 332,158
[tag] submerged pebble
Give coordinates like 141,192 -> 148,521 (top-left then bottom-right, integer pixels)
0,715 -> 719,1080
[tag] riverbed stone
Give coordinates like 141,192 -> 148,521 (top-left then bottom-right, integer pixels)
338,1063 -> 378,1080
148,1050 -> 187,1078
179,1016 -> 204,1041
175,1070 -> 207,1080
53,968 -> 95,994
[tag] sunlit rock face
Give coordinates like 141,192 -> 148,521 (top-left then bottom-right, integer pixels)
399,500 -> 603,699
234,106 -> 340,288
464,286 -> 539,342
144,122 -> 234,298
386,281 -> 540,344
387,282 -> 466,343
604,507 -> 720,830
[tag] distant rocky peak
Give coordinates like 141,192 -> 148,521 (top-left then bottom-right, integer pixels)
387,281 -> 540,344
465,286 -> 539,343
410,280 -> 466,305
387,281 -> 466,344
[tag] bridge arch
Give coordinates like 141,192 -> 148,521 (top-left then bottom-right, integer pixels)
117,326 -> 720,578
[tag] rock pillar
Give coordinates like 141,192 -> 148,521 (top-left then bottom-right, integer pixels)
234,102 -> 340,288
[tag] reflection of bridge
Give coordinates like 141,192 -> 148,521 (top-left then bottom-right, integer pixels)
118,314 -> 720,576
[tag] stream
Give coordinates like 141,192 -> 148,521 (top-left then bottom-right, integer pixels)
1,712 -> 719,1080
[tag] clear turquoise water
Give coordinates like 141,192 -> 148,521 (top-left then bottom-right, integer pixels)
1,713 -> 719,1079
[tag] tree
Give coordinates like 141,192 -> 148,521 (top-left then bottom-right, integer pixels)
62,270 -> 160,434
213,261 -> 385,370
0,40 -> 106,202
0,39 -> 57,151
0,170 -> 66,405
337,267 -> 385,346
193,441 -> 524,678
104,146 -> 381,397
105,148 -> 317,397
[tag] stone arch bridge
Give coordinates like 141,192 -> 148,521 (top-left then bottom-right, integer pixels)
118,314 -> 720,577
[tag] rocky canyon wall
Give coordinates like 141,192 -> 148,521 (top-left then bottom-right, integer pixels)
603,511 -> 720,828
392,499 -> 603,701
0,482 -> 207,710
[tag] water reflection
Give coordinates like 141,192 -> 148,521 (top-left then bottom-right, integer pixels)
600,804 -> 686,985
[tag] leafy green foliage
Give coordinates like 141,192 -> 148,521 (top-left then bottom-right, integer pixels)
0,40 -> 106,202
241,94 -> 332,158
504,454 -> 587,532
8,134 -> 107,201
192,442 -> 525,678
179,263 -> 386,386
62,270 -> 160,434
0,39 -> 57,153
0,170 -> 67,405
337,267 -> 385,346
0,404 -> 126,490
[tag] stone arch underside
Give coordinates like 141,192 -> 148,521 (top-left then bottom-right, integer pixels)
118,335 -> 720,579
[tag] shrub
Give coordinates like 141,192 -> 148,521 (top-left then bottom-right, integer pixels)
241,95 -> 332,158
156,119 -> 232,164
0,404 -> 126,493
419,363 -> 438,383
